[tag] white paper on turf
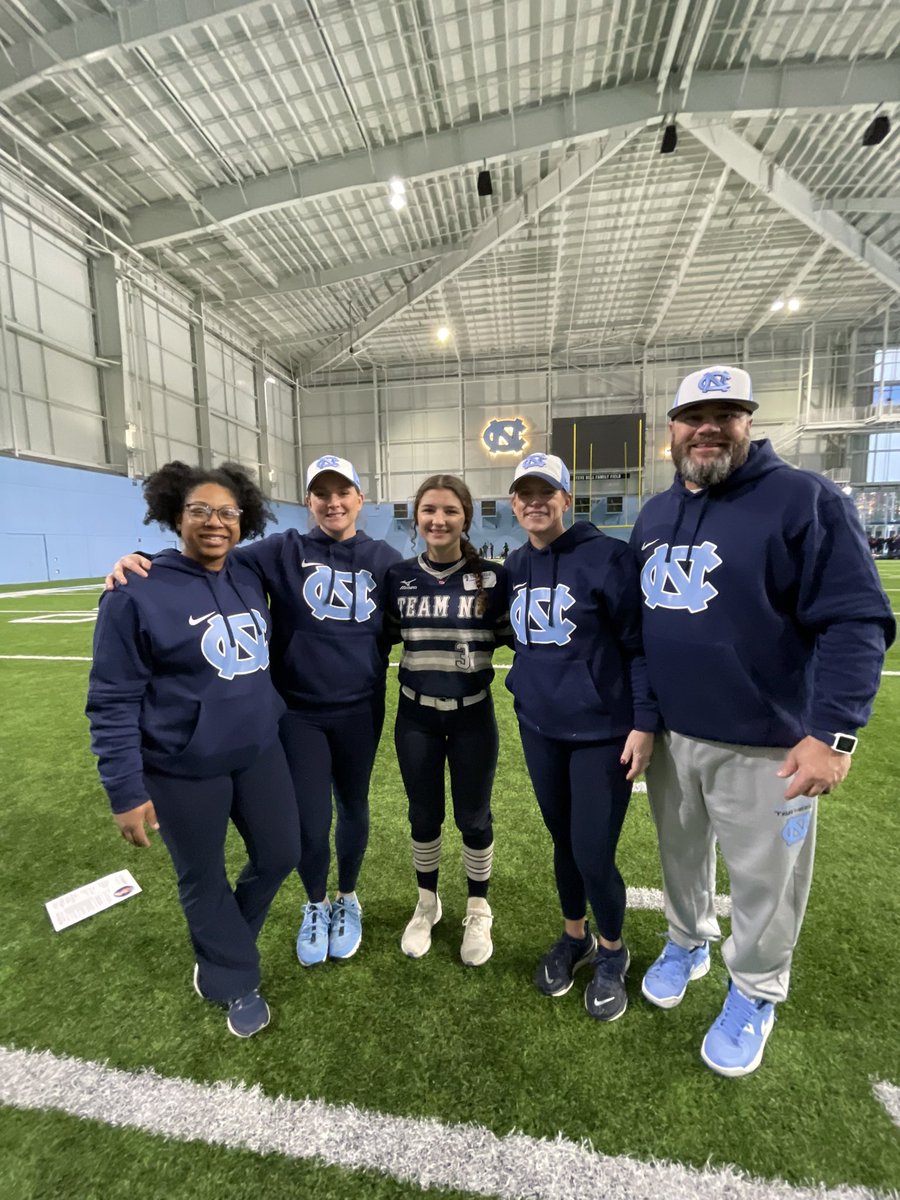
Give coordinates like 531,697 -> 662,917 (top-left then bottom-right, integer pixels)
45,870 -> 141,932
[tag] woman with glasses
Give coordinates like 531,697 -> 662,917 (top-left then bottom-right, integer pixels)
107,454 -> 401,967
87,461 -> 299,1038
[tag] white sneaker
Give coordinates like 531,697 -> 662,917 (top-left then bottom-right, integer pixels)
401,889 -> 442,958
460,897 -> 493,967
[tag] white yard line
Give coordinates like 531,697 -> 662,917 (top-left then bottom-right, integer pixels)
0,1046 -> 887,1200
873,1081 -> 900,1128
0,584 -> 101,599
0,655 -> 92,662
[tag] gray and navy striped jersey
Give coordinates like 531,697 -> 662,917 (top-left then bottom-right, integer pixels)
384,555 -> 511,699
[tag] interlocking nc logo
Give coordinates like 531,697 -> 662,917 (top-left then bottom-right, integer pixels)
482,418 -> 528,455
198,611 -> 270,680
510,585 -> 576,646
316,455 -> 341,469
303,567 -> 376,622
782,812 -> 811,846
520,452 -> 547,468
697,370 -> 731,394
641,542 -> 722,613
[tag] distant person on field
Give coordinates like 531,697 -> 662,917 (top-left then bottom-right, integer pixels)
87,462 -> 298,1038
632,365 -> 894,1077
506,453 -> 656,1023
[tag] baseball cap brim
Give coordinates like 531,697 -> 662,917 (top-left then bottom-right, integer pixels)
667,397 -> 758,419
509,471 -> 569,492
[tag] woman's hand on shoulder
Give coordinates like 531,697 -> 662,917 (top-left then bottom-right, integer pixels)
113,801 -> 159,847
621,729 -> 654,782
104,554 -> 153,591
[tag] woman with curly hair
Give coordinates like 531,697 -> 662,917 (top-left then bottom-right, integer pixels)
87,461 -> 299,1038
383,474 -> 511,967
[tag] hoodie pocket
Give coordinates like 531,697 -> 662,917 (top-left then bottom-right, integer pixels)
508,658 -> 610,736
277,629 -> 384,699
165,693 -> 280,775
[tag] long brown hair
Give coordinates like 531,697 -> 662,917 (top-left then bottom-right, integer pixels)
414,473 -> 487,615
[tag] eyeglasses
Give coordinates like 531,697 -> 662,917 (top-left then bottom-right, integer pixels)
183,503 -> 242,523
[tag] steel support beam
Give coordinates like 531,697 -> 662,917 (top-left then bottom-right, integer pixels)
683,118 -> 900,297
128,62 -> 900,248
0,1 -> 271,101
827,196 -> 900,214
302,131 -> 641,376
216,245 -> 455,303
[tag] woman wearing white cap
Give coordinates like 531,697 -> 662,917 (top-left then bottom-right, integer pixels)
106,453 -> 401,967
506,453 -> 657,1022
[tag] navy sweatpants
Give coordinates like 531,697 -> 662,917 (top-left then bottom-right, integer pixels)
278,693 -> 385,900
394,691 -> 497,849
145,738 -> 300,1003
518,728 -> 631,942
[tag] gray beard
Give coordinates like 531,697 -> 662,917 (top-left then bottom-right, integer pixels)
672,439 -> 750,487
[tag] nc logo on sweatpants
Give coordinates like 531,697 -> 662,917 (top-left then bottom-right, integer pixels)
199,611 -> 270,680
303,567 -> 376,622
782,811 -> 811,846
641,542 -> 722,613
510,585 -> 576,646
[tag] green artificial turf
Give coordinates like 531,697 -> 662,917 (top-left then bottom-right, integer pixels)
1,574 -> 898,1198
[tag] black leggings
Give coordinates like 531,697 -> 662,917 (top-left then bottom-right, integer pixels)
519,726 -> 632,942
279,694 -> 385,900
394,691 -> 497,850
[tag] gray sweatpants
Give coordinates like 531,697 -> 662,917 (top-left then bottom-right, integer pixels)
645,731 -> 818,1004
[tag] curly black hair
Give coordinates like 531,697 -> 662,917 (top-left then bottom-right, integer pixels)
142,461 -> 276,541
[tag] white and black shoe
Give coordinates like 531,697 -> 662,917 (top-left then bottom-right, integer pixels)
584,945 -> 630,1022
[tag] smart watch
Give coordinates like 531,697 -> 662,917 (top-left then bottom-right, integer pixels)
829,733 -> 858,755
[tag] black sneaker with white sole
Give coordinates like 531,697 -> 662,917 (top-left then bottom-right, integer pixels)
534,928 -> 598,997
584,945 -> 630,1022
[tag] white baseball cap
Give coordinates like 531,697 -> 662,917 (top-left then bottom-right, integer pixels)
306,454 -> 361,491
668,365 -> 757,419
509,453 -> 571,493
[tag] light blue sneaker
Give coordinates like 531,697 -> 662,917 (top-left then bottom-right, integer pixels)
329,895 -> 362,960
641,939 -> 710,1009
701,983 -> 776,1077
226,989 -> 271,1038
296,899 -> 331,966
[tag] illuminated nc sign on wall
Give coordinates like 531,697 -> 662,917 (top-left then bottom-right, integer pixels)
481,417 -> 530,455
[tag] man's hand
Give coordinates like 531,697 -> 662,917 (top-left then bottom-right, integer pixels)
113,801 -> 160,847
621,730 -> 654,782
778,735 -> 851,799
104,554 -> 153,591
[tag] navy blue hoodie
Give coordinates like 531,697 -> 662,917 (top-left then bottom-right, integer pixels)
86,550 -> 285,812
233,526 -> 402,707
631,439 -> 895,748
505,522 -> 658,741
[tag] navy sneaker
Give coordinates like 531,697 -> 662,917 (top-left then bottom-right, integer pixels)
700,983 -> 776,1077
534,929 -> 597,997
329,895 -> 362,960
296,899 -> 331,966
226,990 -> 271,1038
584,946 -> 630,1022
642,939 -> 711,1009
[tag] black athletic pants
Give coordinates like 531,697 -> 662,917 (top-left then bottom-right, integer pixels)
518,727 -> 631,942
394,691 -> 497,850
145,739 -> 300,1003
278,693 -> 385,900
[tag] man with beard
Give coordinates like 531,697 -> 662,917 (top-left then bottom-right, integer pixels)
631,364 -> 893,1077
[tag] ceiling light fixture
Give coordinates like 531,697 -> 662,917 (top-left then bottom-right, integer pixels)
389,192 -> 406,211
660,122 -> 678,155
436,326 -> 451,344
787,297 -> 801,312
861,114 -> 890,147
770,299 -> 785,312
389,177 -> 406,195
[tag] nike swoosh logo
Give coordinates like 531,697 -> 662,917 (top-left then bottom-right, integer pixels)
642,539 -> 658,551
187,612 -> 216,626
301,560 -> 325,569
592,996 -> 616,1008
544,967 -> 554,985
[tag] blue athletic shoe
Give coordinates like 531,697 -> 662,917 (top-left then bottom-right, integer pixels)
642,939 -> 711,1009
226,989 -> 271,1038
296,899 -> 331,966
329,895 -> 362,960
700,983 -> 776,1077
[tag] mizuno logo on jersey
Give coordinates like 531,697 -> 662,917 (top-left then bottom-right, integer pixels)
510,585 -> 576,646
197,611 -> 270,680
303,566 -> 376,622
640,542 -> 722,613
